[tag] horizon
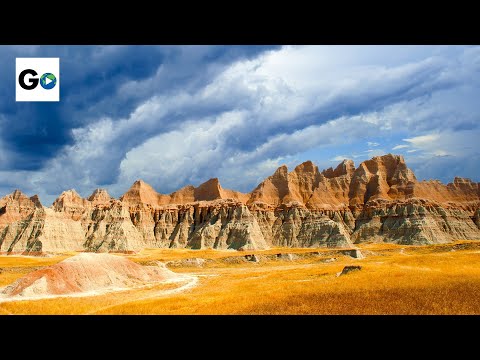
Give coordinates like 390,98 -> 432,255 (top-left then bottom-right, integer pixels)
3,153 -> 477,206
1,45 -> 479,204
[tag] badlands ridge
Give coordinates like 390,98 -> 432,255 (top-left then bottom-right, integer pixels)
0,154 -> 479,253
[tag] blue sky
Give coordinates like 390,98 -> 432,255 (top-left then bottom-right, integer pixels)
0,45 -> 479,204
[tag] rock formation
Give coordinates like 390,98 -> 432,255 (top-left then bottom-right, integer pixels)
1,253 -> 178,298
0,154 -> 479,253
0,190 -> 42,228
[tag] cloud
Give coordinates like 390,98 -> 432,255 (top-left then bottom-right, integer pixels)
0,46 -> 275,171
402,130 -> 480,157
1,45 -> 479,203
117,111 -> 246,192
399,129 -> 480,183
403,134 -> 440,147
406,153 -> 480,183
330,156 -> 349,162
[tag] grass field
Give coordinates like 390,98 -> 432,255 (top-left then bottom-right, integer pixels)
1,242 -> 479,315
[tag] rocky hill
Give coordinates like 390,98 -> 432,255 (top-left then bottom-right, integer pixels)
0,154 -> 478,253
1,253 -> 178,298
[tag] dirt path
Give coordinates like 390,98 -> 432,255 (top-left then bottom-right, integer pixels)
0,272 -> 198,308
86,274 -> 198,314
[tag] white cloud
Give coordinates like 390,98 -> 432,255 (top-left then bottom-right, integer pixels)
117,111 -> 246,192
7,45 -> 479,203
330,155 -> 349,162
401,130 -> 480,158
366,149 -> 388,157
403,133 -> 440,147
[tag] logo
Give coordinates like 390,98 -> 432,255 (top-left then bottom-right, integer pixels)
16,58 -> 60,102
40,73 -> 57,90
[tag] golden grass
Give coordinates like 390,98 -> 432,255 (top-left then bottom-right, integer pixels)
0,253 -> 73,268
122,246 -> 359,263
1,242 -> 480,314
0,252 -> 74,287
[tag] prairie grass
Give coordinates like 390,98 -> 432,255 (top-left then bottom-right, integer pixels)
122,246 -> 357,263
0,253 -> 74,287
0,242 -> 479,314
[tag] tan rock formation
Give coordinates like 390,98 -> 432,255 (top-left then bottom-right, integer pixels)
308,161 -> 354,210
252,205 -> 353,248
128,200 -> 269,250
170,178 -> 249,204
352,199 -> 479,244
412,177 -> 479,204
52,189 -> 88,220
248,165 -> 290,206
194,178 -> 224,201
83,201 -> 145,252
0,190 -> 41,228
348,154 -> 417,206
0,154 -> 478,252
322,159 -> 355,178
0,206 -> 85,254
169,185 -> 196,204
120,180 -> 170,207
1,253 -> 178,298
474,209 -> 480,229
88,188 -> 112,206
285,161 -> 322,205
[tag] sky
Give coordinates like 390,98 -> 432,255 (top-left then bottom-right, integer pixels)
0,45 -> 479,205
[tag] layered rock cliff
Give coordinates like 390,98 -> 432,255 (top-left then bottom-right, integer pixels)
0,154 -> 479,253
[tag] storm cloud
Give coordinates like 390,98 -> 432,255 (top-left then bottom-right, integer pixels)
1,45 -> 479,204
